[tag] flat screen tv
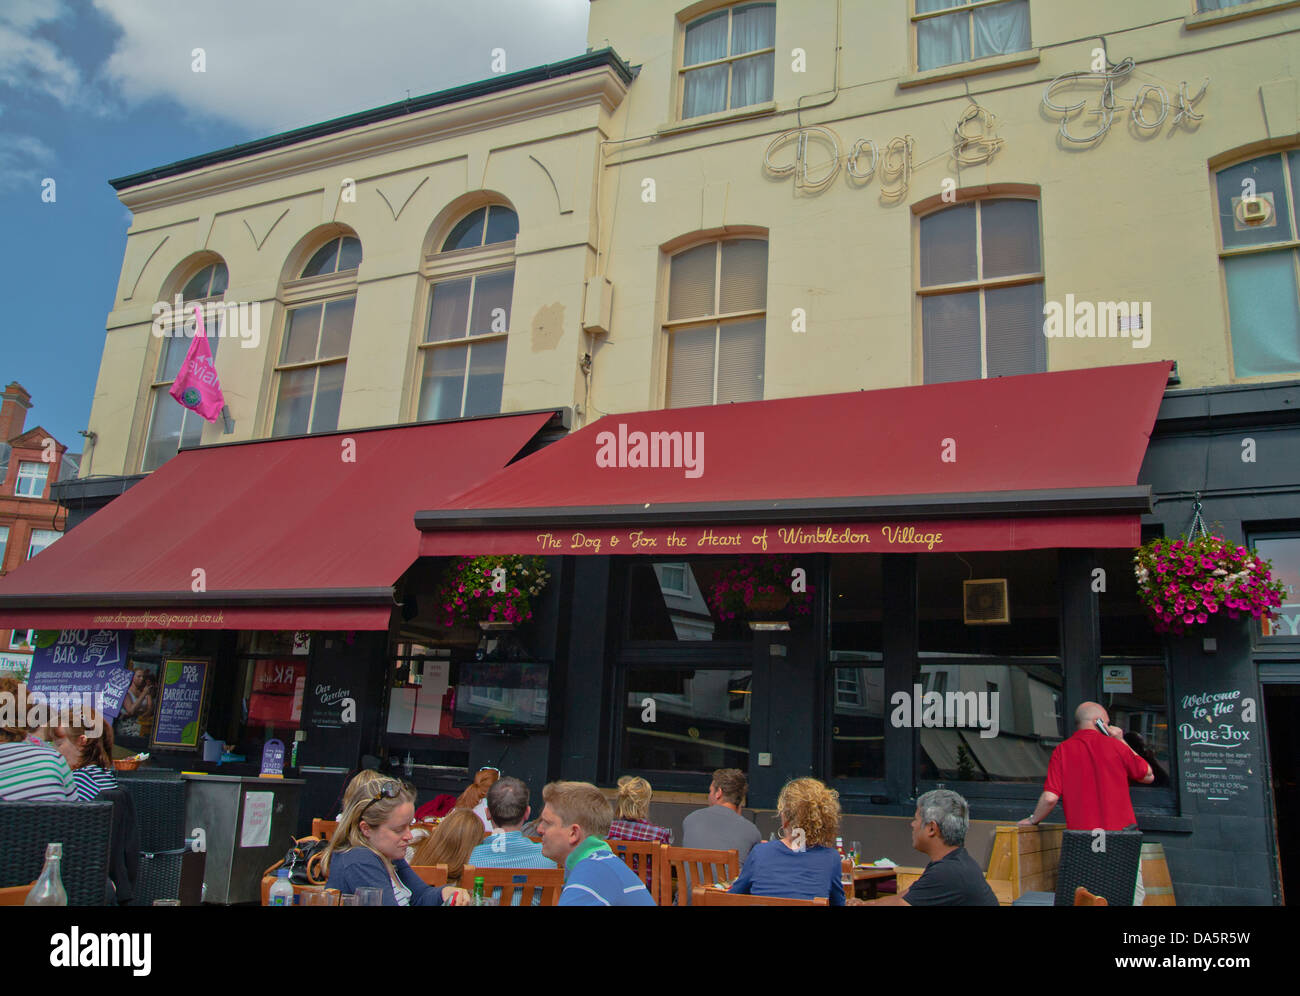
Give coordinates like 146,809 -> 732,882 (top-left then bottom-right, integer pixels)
453,660 -> 551,732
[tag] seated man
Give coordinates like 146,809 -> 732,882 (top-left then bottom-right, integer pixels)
859,789 -> 998,907
538,780 -> 656,906
682,767 -> 762,864
468,776 -> 555,869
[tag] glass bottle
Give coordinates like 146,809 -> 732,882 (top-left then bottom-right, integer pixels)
25,843 -> 68,906
473,876 -> 485,907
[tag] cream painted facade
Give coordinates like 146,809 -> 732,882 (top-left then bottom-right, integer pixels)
85,0 -> 1300,479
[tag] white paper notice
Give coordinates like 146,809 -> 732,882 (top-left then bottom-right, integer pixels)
240,791 -> 274,848
412,689 -> 443,736
387,687 -> 417,735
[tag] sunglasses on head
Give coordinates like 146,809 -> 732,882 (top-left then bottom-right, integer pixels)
359,780 -> 403,822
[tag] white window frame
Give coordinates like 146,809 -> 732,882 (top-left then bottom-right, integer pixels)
14,461 -> 49,498
835,668 -> 863,708
655,562 -> 691,597
677,3 -> 777,121
27,529 -> 61,559
911,0 -> 1030,73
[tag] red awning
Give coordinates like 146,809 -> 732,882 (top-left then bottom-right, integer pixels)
416,363 -> 1173,556
0,412 -> 554,630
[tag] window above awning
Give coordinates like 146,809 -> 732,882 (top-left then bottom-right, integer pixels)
416,363 -> 1173,556
0,411 -> 557,630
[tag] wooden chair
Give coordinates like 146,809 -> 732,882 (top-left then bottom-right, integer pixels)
311,818 -> 338,839
660,846 -> 739,906
1073,886 -> 1109,906
605,839 -> 660,893
692,886 -> 828,907
0,882 -> 34,905
409,864 -> 449,887
461,865 -> 565,906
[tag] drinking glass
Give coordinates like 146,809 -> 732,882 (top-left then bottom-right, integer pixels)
152,899 -> 180,906
355,887 -> 383,906
302,890 -> 338,906
851,841 -> 862,866
338,894 -> 359,906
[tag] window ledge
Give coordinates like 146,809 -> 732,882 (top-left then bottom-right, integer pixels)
657,101 -> 777,136
1185,0 -> 1300,29
898,49 -> 1040,90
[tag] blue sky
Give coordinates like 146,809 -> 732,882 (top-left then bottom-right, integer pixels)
0,0 -> 590,459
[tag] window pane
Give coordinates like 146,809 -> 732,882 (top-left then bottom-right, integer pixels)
716,318 -> 765,404
27,529 -> 61,559
922,291 -> 981,384
336,236 -> 363,272
319,297 -> 355,358
159,334 -> 188,382
1290,152 -> 1300,238
1255,536 -> 1300,639
972,0 -> 1029,61
626,559 -> 756,641
209,261 -> 228,297
832,667 -> 885,780
719,239 -> 768,313
981,199 -> 1040,278
623,667 -> 752,774
272,367 -> 315,436
831,554 -> 884,659
310,364 -> 345,434
301,239 -> 340,278
916,662 -> 1062,783
917,9 -> 970,72
179,408 -> 205,449
683,9 -> 728,66
1103,665 -> 1171,787
442,209 -> 486,252
1224,250 -> 1300,377
730,53 -> 773,108
1099,547 -> 1165,655
920,204 -> 977,285
984,282 -> 1045,378
669,243 -> 717,320
427,278 -> 472,342
731,3 -> 775,55
682,64 -> 728,118
1216,154 -> 1292,249
181,266 -> 212,302
667,325 -> 716,408
418,346 -> 468,420
918,549 -> 1061,656
484,206 -> 519,245
464,339 -> 506,417
469,270 -> 514,335
15,461 -> 48,497
142,389 -> 184,471
282,304 -> 321,364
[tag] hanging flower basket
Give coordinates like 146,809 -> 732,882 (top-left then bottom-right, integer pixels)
435,555 -> 551,630
1133,534 -> 1286,636
708,555 -> 813,622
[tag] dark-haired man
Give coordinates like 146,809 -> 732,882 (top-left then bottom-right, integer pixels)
683,767 -> 762,864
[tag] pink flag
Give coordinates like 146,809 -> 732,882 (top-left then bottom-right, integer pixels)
169,305 -> 226,422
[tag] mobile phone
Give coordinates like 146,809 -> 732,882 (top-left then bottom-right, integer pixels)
1095,718 -> 1111,736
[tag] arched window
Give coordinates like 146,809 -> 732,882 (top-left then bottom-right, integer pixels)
663,237 -> 767,407
1213,149 -> 1300,377
272,234 -> 362,436
141,260 -> 228,472
417,206 -> 518,420
917,197 -> 1044,383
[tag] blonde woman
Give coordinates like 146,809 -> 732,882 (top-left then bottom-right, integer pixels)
323,778 -> 470,906
410,808 -> 484,886
608,775 -> 672,845
727,777 -> 844,905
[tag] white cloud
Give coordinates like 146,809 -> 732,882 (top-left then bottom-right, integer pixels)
92,0 -> 591,134
0,1 -> 82,106
0,132 -> 56,191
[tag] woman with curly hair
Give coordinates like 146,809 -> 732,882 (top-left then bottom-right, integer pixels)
727,777 -> 844,905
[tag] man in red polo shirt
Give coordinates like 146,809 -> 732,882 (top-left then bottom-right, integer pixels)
1019,701 -> 1154,903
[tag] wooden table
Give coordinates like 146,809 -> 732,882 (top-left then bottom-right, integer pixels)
846,866 -> 897,900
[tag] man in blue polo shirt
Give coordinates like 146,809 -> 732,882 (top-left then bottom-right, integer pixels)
538,780 -> 656,906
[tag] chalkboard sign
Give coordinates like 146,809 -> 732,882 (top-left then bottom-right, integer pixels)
1176,685 -> 1258,806
151,658 -> 211,750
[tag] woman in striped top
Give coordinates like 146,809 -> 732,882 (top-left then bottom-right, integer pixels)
0,677 -> 76,802
49,704 -> 118,801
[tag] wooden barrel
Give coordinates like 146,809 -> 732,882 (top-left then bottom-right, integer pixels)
1140,842 -> 1176,906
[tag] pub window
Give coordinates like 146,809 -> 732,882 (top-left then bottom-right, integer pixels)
272,235 -> 361,436
1099,543 -> 1165,657
1214,150 -> 1300,377
225,631 -> 309,759
1100,662 -> 1172,789
679,3 -> 775,120
830,554 -> 885,782
116,630 -> 218,750
417,205 -> 517,420
625,557 -> 758,642
142,260 -> 228,472
664,238 -> 767,408
384,643 -> 470,766
918,549 -> 1059,657
913,0 -> 1030,73
919,197 -> 1044,384
622,666 -> 753,774
14,461 -> 48,498
1249,530 -> 1300,644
